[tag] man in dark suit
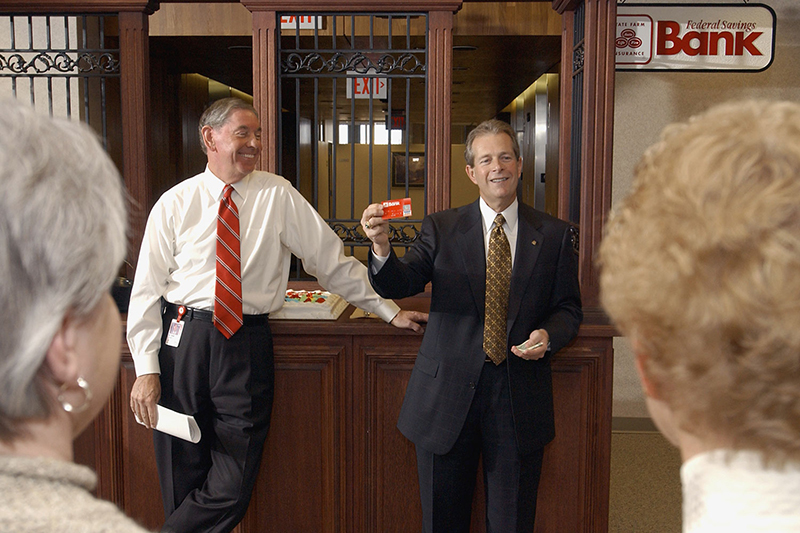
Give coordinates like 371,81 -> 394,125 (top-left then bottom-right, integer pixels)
360,119 -> 582,532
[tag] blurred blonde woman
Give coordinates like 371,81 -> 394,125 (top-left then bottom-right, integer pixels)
599,100 -> 800,532
0,101 -> 150,532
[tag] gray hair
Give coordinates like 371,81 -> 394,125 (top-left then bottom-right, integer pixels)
0,101 -> 127,439
198,97 -> 259,154
464,119 -> 520,167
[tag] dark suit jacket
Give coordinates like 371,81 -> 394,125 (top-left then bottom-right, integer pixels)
369,200 -> 582,456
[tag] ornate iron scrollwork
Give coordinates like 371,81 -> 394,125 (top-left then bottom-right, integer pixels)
282,51 -> 424,75
0,51 -> 120,75
329,222 -> 421,246
573,45 -> 585,74
569,224 -> 580,255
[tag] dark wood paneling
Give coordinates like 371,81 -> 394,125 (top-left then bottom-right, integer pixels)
356,337 -> 422,532
120,361 -> 165,531
537,338 -> 612,532
82,303 -> 612,533
240,340 -> 348,532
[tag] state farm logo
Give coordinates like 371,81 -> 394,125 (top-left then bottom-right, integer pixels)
616,14 -> 653,66
616,5 -> 775,71
617,29 -> 642,50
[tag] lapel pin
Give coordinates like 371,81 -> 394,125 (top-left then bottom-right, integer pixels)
532,240 -> 538,246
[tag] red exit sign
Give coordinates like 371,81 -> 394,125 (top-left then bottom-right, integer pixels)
386,115 -> 405,130
346,72 -> 387,99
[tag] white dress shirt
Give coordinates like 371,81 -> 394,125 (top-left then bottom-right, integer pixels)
477,197 -> 519,266
127,167 -> 400,376
682,449 -> 800,532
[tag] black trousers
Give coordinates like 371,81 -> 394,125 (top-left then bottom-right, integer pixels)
415,360 -> 545,533
154,302 -> 274,533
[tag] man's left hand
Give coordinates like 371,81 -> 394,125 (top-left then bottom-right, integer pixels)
511,328 -> 549,360
390,310 -> 428,333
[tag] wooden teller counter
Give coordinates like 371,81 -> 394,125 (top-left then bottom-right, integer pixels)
76,289 -> 612,533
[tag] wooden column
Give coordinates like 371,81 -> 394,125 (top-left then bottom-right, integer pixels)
119,10 -> 152,275
426,10 -> 453,213
579,0 -> 615,310
554,1 -> 617,531
554,0 -> 616,309
250,9 -> 279,174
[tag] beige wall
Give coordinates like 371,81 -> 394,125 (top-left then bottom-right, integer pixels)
611,0 -> 800,417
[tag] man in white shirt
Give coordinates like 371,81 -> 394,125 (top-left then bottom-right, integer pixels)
127,97 -> 426,533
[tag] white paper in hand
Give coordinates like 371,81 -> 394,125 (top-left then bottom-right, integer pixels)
136,405 -> 201,443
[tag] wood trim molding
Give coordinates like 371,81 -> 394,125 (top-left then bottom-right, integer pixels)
556,0 -> 615,309
578,0 -> 615,309
251,10 -> 279,174
551,0 -> 581,15
119,11 -> 152,276
242,0 -> 461,12
427,10 -> 455,214
556,10 -> 575,222
0,1 -> 158,13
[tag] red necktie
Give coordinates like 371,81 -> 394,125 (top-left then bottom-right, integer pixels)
214,184 -> 243,338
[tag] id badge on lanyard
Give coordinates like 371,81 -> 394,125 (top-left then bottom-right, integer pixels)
165,305 -> 187,347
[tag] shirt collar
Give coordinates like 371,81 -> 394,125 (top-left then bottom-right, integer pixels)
203,165 -> 248,202
479,197 -> 518,234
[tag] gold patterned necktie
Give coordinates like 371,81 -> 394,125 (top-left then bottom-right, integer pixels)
484,214 -> 511,365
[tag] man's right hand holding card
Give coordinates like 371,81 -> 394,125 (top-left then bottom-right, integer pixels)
362,198 -> 412,257
361,203 -> 391,256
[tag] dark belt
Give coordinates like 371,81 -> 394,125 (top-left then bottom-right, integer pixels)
163,302 -> 269,326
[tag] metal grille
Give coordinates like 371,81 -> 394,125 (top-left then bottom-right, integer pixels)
0,14 -> 121,152
278,13 -> 428,278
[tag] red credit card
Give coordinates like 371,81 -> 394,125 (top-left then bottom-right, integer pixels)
381,198 -> 412,219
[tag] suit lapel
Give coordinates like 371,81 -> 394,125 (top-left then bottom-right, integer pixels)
455,201 -> 486,313
507,204 -> 545,324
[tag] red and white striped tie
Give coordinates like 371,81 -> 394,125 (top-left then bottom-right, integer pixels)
214,184 -> 243,338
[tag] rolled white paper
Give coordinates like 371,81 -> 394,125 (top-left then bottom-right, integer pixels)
136,405 -> 201,444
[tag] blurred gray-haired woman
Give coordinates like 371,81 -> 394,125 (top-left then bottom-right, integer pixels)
0,100 -> 149,531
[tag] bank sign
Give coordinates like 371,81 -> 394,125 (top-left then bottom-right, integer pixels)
616,4 -> 776,71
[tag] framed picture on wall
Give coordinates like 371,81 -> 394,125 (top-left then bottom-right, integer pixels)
392,152 -> 425,188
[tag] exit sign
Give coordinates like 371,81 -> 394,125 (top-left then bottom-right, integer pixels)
280,16 -> 323,30
346,71 -> 387,100
386,114 -> 405,130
